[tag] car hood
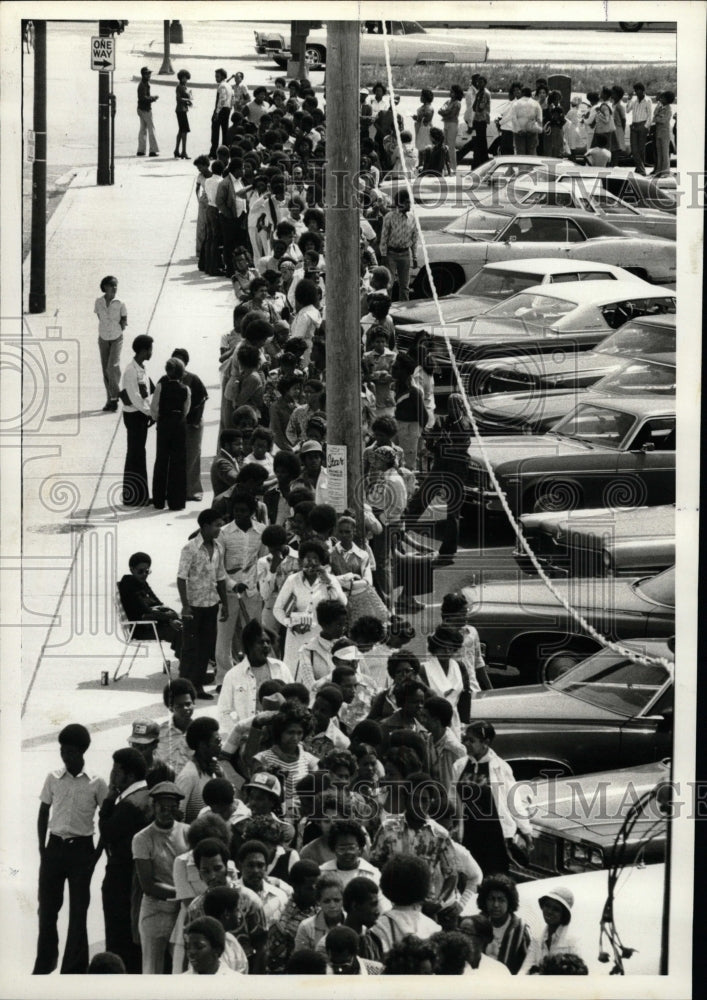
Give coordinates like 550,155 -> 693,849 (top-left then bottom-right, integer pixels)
470,684 -> 623,722
553,504 -> 675,543
390,294 -> 493,326
531,760 -> 670,838
467,432 -> 592,466
473,388 -> 585,426
466,574 -> 659,614
476,348 -> 630,384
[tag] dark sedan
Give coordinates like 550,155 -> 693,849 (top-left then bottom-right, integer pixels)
473,313 -> 676,395
464,395 -> 675,520
461,566 -> 674,682
512,758 -> 669,879
467,639 -> 674,775
470,359 -> 675,436
514,504 -> 675,578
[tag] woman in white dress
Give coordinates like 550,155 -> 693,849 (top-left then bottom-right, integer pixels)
273,539 -> 347,672
419,625 -> 465,738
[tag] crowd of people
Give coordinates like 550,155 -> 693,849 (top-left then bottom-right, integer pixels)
61,65 -> 666,978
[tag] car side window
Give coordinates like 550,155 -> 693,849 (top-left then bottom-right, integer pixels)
548,273 -> 580,283
505,216 -> 566,242
565,220 -> 586,243
578,271 -> 618,281
627,417 -> 676,451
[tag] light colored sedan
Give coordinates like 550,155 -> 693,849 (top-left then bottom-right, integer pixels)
410,206 -> 676,296
415,179 -> 676,239
256,20 -> 488,69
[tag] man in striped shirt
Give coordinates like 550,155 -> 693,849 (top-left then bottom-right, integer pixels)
379,192 -> 418,301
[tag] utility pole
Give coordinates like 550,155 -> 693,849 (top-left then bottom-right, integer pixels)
325,22 -> 363,534
97,20 -> 111,186
159,20 -> 173,75
29,20 -> 46,314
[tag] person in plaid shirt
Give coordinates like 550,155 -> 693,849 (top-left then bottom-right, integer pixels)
370,771 -> 459,922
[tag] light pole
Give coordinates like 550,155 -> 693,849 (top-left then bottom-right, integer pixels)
159,19 -> 173,75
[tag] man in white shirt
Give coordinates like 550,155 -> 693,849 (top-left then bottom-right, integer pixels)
94,275 -> 127,411
627,82 -> 653,175
217,620 -> 292,731
510,87 -> 543,155
366,445 -> 407,608
210,68 -> 233,157
215,491 -> 266,684
120,334 -> 154,506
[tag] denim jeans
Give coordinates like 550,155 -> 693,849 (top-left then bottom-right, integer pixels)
137,109 -> 159,154
98,335 -> 123,401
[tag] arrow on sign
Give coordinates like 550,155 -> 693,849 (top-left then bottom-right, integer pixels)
95,59 -> 112,68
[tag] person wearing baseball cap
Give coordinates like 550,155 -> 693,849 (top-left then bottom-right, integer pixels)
128,718 -> 161,768
132,781 -> 189,972
295,439 -> 329,505
137,66 -> 159,157
520,885 -> 583,974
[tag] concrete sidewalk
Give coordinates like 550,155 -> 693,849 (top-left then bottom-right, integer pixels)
14,155 -> 236,972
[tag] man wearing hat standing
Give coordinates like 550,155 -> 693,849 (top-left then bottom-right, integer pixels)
128,718 -> 161,769
294,440 -> 328,505
132,781 -> 189,973
98,747 -> 152,972
33,724 -> 108,975
137,66 -> 159,157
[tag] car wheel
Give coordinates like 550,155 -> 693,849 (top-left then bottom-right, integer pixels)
305,45 -> 326,68
622,266 -> 649,281
414,264 -> 464,299
619,21 -> 644,31
541,650 -> 583,683
273,56 -> 287,69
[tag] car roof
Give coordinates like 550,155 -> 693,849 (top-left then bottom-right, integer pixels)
509,206 -> 627,219
480,258 -> 627,276
506,279 -> 674,304
572,393 -> 676,417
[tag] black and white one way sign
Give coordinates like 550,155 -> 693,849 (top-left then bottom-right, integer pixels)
91,36 -> 115,71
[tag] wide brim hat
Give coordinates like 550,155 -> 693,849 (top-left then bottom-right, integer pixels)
538,887 -> 574,917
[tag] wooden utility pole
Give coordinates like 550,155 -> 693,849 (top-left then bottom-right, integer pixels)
325,22 -> 363,535
29,20 -> 46,313
158,19 -> 173,75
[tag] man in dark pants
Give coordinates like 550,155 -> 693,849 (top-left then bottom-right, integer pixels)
210,68 -> 232,157
33,724 -> 108,974
171,348 -> 209,502
177,508 -> 229,700
215,157 -> 246,279
120,334 -> 154,506
97,747 -> 152,972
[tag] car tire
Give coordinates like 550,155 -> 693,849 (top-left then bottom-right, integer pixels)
273,56 -> 288,69
413,263 -> 464,299
305,45 -> 326,68
529,480 -> 583,514
619,22 -> 644,31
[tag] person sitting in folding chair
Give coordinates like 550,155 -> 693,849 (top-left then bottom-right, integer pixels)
118,552 -> 183,660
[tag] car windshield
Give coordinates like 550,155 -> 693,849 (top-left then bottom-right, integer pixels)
485,292 -> 577,324
444,209 -> 510,241
458,269 -> 544,300
596,361 -> 676,395
550,648 -> 672,716
634,566 -> 675,608
597,322 -> 676,356
553,403 -> 636,448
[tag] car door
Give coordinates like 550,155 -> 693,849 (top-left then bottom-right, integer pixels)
486,214 -> 575,265
615,416 -> 676,504
619,683 -> 673,766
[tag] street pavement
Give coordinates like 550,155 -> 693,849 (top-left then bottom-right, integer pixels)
9,15 -> 677,979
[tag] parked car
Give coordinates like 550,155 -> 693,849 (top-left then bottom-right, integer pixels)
415,179 -> 676,239
466,637 -> 674,765
389,258 -> 642,327
397,283 -> 675,412
254,20 -> 488,68
464,394 -> 676,521
514,504 -> 675,578
379,156 -> 676,212
408,207 -> 676,297
512,758 -> 669,879
469,359 -> 675,435
462,570 -> 674,684
473,313 -> 676,394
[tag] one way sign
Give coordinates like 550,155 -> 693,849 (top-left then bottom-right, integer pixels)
91,35 -> 115,71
